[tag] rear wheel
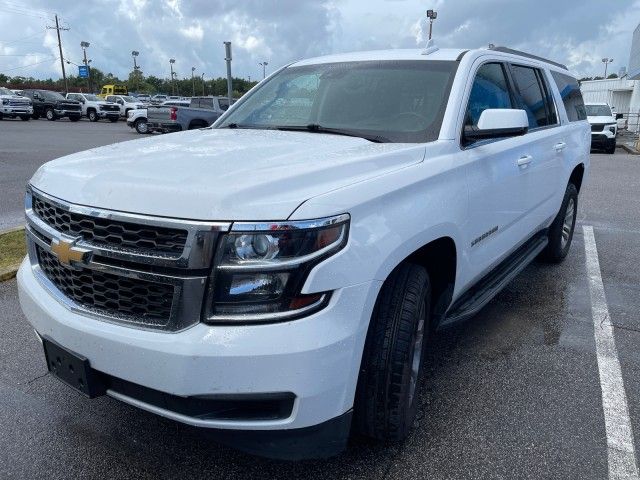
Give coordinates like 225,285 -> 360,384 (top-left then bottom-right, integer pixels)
540,183 -> 578,263
88,109 -> 98,122
134,118 -> 149,134
45,108 -> 56,121
354,262 -> 430,441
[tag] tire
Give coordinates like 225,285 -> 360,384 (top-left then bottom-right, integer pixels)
606,142 -> 616,154
88,109 -> 98,122
134,118 -> 149,134
68,115 -> 80,122
108,117 -> 119,123
45,108 -> 56,121
354,262 -> 431,442
540,183 -> 578,263
20,115 -> 30,121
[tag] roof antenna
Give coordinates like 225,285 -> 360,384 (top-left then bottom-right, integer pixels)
421,9 -> 439,55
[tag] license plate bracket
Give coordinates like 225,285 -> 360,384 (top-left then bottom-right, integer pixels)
42,338 -> 106,398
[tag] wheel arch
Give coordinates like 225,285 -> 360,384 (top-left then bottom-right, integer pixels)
569,163 -> 585,193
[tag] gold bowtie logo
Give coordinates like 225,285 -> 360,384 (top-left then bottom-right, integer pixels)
50,237 -> 91,267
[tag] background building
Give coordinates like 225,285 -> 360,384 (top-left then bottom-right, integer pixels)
629,23 -> 640,80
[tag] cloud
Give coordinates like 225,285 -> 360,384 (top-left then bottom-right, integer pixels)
0,0 -> 639,81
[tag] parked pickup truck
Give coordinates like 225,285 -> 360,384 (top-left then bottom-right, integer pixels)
65,93 -> 120,122
146,95 -> 232,133
126,108 -> 148,134
105,95 -> 147,118
18,46 -> 589,460
22,89 -> 81,121
0,86 -> 33,120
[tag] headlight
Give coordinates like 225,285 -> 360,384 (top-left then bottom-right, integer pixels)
205,214 -> 350,323
607,123 -> 617,134
2,99 -> 9,105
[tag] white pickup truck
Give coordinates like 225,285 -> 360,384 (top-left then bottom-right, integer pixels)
0,86 -> 33,121
65,93 -> 120,122
18,45 -> 589,460
105,94 -> 147,118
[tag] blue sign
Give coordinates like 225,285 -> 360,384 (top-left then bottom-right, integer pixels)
78,65 -> 89,78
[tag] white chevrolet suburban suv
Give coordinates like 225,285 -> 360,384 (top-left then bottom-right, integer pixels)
18,46 -> 589,460
585,102 -> 618,154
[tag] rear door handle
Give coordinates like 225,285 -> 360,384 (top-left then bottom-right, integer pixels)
554,142 -> 567,152
517,155 -> 533,167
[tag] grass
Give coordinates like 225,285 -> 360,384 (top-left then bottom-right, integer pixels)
0,229 -> 26,271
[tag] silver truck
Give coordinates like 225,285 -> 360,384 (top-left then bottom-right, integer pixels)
146,96 -> 233,133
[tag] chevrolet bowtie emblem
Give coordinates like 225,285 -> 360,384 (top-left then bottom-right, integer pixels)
50,237 -> 91,267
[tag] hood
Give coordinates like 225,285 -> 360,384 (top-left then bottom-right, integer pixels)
587,115 -> 616,124
31,128 -> 426,221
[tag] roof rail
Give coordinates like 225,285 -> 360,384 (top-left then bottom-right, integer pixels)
489,46 -> 568,70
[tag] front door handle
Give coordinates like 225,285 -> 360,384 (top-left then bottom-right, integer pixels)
517,155 -> 533,167
554,142 -> 567,152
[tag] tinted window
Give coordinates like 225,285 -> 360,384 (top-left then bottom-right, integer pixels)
549,71 -> 586,122
465,63 -> 513,127
510,65 -> 554,128
219,60 -> 458,143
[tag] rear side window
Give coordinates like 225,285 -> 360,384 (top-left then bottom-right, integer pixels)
510,65 -> 556,128
465,63 -> 513,127
550,71 -> 587,122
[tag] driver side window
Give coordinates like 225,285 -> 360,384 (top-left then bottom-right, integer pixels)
465,63 -> 513,128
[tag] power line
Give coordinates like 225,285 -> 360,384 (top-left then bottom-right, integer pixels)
1,56 -> 57,72
0,30 -> 45,46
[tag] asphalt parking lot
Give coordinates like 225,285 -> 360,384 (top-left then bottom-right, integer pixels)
1,121 -> 639,478
0,117 -> 138,231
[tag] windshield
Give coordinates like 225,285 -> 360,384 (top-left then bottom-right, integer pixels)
42,91 -> 65,100
121,96 -> 136,102
0,87 -> 13,95
585,105 -> 612,117
217,60 -> 457,142
84,94 -> 100,101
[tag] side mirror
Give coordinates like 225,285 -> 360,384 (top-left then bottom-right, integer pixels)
464,109 -> 528,144
616,113 -> 623,120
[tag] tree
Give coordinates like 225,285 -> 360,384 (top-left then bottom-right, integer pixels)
607,73 -> 619,79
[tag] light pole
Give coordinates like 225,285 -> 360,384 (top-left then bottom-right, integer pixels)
131,50 -> 140,92
201,72 -> 205,96
80,41 -> 91,92
191,66 -> 196,97
602,58 -> 613,78
169,58 -> 176,95
427,9 -> 437,40
259,61 -> 268,79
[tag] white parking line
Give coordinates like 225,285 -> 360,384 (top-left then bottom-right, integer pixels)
584,225 -> 640,480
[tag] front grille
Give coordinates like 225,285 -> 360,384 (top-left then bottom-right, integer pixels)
591,124 -> 604,132
100,104 -> 119,111
9,99 -> 30,107
60,103 -> 81,111
32,194 -> 188,256
36,245 -> 174,326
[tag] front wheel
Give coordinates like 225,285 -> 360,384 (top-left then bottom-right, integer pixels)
354,262 -> 430,442
606,141 -> 616,154
45,108 -> 56,121
134,118 -> 149,134
88,110 -> 98,122
540,183 -> 578,263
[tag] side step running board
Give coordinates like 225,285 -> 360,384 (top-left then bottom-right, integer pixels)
439,232 -> 549,329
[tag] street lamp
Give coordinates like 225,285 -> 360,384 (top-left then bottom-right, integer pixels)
169,58 -> 176,95
426,9 -> 437,40
131,50 -> 140,92
80,41 -> 91,92
259,61 -> 268,79
602,58 -> 613,78
191,66 -> 196,97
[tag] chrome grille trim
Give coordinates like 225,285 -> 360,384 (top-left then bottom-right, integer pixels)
25,185 -> 232,332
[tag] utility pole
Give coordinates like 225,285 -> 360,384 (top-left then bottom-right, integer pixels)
131,51 -> 139,92
47,14 -> 69,93
201,73 -> 205,96
602,58 -> 613,78
191,66 -> 196,97
224,41 -> 233,106
169,59 -> 175,95
81,41 -> 91,92
259,61 -> 268,79
427,10 -> 437,40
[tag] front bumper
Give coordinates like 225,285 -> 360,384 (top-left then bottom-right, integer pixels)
97,110 -> 120,118
1,106 -> 33,115
54,109 -> 81,117
590,132 -> 616,149
18,258 -> 377,433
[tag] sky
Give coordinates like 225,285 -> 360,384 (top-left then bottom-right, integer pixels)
0,0 -> 638,81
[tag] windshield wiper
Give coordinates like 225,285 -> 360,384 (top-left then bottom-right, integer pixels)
276,124 -> 388,143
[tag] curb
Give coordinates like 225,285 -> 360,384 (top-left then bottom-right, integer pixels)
619,144 -> 639,155
0,226 -> 25,282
